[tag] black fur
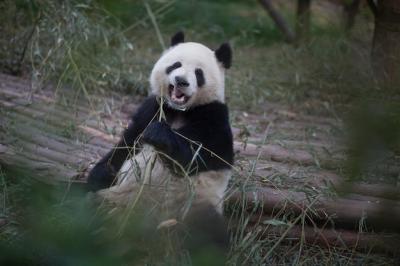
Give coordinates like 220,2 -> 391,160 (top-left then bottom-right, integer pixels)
175,76 -> 189,87
87,96 -> 160,191
88,96 -> 234,191
194,68 -> 205,87
180,202 -> 230,264
166,61 -> 182,74
215,43 -> 232,69
142,101 -> 233,175
170,31 -> 185,46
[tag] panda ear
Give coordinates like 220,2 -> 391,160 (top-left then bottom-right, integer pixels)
171,31 -> 185,47
215,43 -> 232,69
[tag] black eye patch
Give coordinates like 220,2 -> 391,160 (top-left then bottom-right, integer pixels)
166,61 -> 182,74
195,68 -> 205,87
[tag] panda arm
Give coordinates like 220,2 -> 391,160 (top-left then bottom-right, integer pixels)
87,95 -> 160,191
142,102 -> 233,173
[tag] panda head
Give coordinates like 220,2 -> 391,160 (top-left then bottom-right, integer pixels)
150,31 -> 232,110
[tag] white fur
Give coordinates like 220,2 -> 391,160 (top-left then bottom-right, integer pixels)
150,42 -> 226,109
99,145 -> 231,215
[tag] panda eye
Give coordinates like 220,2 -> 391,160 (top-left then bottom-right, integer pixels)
166,61 -> 182,74
195,68 -> 205,87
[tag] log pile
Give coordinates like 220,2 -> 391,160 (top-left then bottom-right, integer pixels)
0,73 -> 399,254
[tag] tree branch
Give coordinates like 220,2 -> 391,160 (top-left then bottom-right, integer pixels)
258,0 -> 296,43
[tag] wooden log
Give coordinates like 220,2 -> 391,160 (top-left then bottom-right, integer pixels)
296,0 -> 311,41
243,218 -> 400,254
1,102 -> 115,151
232,119 -> 343,144
233,108 -> 340,126
332,179 -> 400,201
234,141 -> 314,163
343,0 -> 361,31
235,140 -> 399,178
253,163 -> 400,201
79,125 -> 116,143
14,141 -> 85,166
85,137 -> 113,151
228,186 -> 400,232
1,113 -> 110,157
264,139 -> 341,150
83,119 -> 125,137
0,86 -> 119,133
234,141 -> 342,168
0,86 -> 55,103
277,120 -> 339,133
0,100 -> 78,132
0,144 -> 78,183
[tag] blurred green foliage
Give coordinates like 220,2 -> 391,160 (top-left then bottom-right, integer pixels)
347,101 -> 400,183
0,0 -> 354,97
0,168 -> 227,265
98,0 -> 283,45
96,0 -> 346,45
1,0 -> 149,95
0,169 -> 126,265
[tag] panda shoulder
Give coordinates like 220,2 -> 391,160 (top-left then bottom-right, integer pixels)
190,101 -> 230,122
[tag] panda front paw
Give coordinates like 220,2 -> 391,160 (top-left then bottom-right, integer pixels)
142,121 -> 172,152
87,161 -> 117,192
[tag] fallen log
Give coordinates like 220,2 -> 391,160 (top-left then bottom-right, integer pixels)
0,144 -> 78,183
339,183 -> 400,201
243,218 -> 400,254
79,125 -> 116,143
253,162 -> 400,201
234,141 -> 343,168
228,186 -> 400,232
15,141 -> 84,165
1,103 -> 113,151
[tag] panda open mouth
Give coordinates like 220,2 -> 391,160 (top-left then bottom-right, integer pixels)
168,84 -> 190,105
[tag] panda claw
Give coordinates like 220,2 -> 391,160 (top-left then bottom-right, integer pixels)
87,162 -> 116,191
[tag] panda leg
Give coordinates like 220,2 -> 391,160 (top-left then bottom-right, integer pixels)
181,202 -> 230,264
179,171 -> 232,262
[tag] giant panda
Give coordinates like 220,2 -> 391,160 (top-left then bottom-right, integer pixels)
87,31 -> 234,258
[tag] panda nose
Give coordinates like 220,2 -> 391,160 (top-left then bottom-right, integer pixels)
175,76 -> 189,87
